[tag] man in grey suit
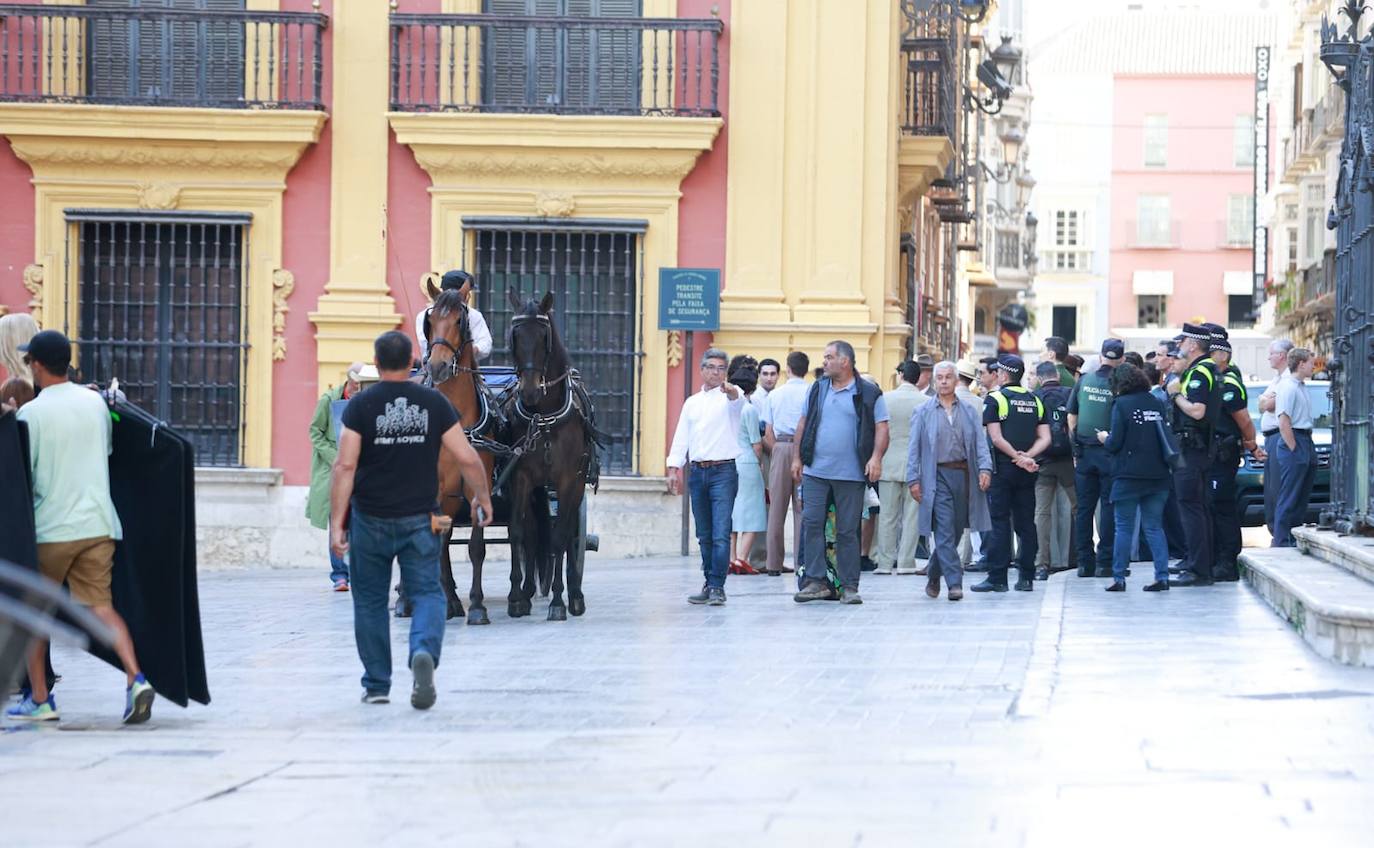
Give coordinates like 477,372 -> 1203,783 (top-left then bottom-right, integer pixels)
874,361 -> 928,574
906,361 -> 993,601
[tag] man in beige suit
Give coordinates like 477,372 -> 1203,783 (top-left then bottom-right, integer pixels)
874,361 -> 927,574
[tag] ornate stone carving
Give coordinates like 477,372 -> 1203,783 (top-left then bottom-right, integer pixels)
137,182 -> 182,210
22,264 -> 43,327
271,269 -> 294,361
411,148 -> 702,183
666,330 -> 683,368
7,139 -> 302,173
535,191 -> 576,218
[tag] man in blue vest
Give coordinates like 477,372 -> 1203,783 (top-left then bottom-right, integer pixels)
1067,339 -> 1122,578
792,341 -> 890,604
973,354 -> 1051,593
1168,323 -> 1223,587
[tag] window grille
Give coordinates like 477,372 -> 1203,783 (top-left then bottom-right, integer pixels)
67,210 -> 251,467
466,218 -> 644,475
1137,294 -> 1167,329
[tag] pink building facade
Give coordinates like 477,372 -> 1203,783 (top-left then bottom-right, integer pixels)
1109,74 -> 1272,331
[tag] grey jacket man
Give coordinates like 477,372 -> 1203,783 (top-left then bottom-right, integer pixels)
905,397 -> 994,534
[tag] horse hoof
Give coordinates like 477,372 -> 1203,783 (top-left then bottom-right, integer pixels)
467,607 -> 490,626
507,600 -> 530,618
569,598 -> 586,617
446,603 -> 465,621
547,604 -> 567,622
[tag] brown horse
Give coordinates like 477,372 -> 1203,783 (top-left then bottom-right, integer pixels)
424,279 -> 500,626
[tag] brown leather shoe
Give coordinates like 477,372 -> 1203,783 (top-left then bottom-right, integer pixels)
948,587 -> 964,602
925,578 -> 940,599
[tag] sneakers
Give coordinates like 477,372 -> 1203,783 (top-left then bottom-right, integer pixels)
687,584 -> 711,605
6,694 -> 59,722
410,651 -> 436,711
1034,566 -> 1049,581
706,587 -> 727,606
840,590 -> 863,605
970,578 -> 1008,593
1013,578 -> 1035,592
1105,581 -> 1126,592
123,674 -> 155,725
361,691 -> 390,705
333,578 -> 350,592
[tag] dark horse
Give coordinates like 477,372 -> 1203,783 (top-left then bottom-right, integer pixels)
503,292 -> 598,621
422,279 -> 501,625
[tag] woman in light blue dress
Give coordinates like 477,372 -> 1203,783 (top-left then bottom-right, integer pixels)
729,366 -> 768,573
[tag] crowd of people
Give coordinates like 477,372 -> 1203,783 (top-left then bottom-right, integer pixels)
666,325 -> 1319,604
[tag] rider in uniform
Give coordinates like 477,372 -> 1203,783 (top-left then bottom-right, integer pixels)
1167,322 -> 1222,587
1203,325 -> 1264,582
973,354 -> 1051,594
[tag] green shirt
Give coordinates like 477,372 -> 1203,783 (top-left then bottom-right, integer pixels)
1056,363 -> 1076,389
16,382 -> 124,544
1068,366 -> 1114,443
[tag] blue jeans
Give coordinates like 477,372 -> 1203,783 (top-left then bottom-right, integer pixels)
1112,490 -> 1170,583
348,509 -> 445,695
688,462 -> 738,589
330,547 -> 349,584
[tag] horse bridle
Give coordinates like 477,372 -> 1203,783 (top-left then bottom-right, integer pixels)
510,313 -> 570,395
425,301 -> 476,386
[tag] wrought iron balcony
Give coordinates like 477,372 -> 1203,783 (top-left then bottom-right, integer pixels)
0,4 -> 326,110
388,13 -> 721,116
899,0 -> 959,138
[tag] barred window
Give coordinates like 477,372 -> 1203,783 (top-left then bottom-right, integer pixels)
69,210 -> 251,466
467,219 -> 644,475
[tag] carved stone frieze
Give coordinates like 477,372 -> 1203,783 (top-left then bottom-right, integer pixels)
535,191 -> 577,217
8,139 -> 303,174
137,182 -> 182,210
271,269 -> 295,362
22,264 -> 43,327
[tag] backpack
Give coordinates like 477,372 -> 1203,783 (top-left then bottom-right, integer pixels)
1038,384 -> 1074,459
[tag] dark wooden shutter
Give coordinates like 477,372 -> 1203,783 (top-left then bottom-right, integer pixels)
87,0 -> 244,105
564,0 -> 640,113
485,0 -> 560,110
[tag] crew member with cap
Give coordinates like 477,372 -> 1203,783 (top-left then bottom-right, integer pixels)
1204,326 -> 1264,581
1168,322 -> 1223,586
1067,339 -> 1122,578
955,360 -> 981,406
914,353 -> 937,397
415,270 -> 493,362
973,354 -> 1051,593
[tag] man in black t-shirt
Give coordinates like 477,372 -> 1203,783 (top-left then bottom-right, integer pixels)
330,331 -> 492,709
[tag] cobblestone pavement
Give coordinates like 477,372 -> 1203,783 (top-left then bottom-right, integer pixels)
4,554 -> 1374,847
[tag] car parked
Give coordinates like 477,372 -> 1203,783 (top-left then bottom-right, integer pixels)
1235,380 -> 1331,527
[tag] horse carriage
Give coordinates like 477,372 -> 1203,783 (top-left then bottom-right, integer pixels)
408,283 -> 603,625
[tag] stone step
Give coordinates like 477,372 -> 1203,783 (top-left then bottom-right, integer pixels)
1240,546 -> 1374,667
1294,526 -> 1374,585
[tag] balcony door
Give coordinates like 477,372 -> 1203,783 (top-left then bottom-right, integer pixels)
87,0 -> 246,106
484,0 -> 642,114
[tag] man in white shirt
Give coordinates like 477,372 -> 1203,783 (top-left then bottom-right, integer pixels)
415,270 -> 493,363
1256,338 -> 1295,536
1272,347 -> 1317,547
761,351 -> 811,574
7,330 -> 154,725
667,348 -> 745,605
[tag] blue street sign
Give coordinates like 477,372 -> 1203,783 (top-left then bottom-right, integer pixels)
658,268 -> 721,331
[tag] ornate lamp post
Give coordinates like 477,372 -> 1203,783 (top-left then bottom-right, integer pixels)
1319,2 -> 1373,531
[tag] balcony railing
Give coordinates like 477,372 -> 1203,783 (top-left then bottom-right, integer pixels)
899,0 -> 959,137
388,13 -> 721,116
0,4 -> 325,110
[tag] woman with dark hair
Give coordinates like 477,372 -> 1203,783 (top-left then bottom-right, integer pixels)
1095,363 -> 1173,592
728,364 -> 767,574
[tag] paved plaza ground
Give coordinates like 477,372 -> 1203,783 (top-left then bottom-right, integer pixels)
4,546 -> 1374,847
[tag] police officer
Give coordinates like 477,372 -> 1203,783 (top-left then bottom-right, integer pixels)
973,355 -> 1051,593
1204,326 -> 1265,581
1067,339 -> 1122,578
1167,323 -> 1222,587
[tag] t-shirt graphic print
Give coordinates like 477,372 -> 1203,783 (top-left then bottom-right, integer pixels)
342,381 -> 459,518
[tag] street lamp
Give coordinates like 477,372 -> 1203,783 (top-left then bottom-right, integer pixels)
957,0 -> 991,24
1016,169 -> 1036,209
1023,211 -> 1039,269
1001,126 -> 1025,169
990,36 -> 1023,85
968,59 -> 1013,115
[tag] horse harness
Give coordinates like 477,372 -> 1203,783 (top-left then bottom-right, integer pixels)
424,301 -> 508,454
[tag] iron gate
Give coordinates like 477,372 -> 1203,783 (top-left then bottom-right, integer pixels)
466,218 -> 645,475
1321,8 -> 1374,531
67,210 -> 251,466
